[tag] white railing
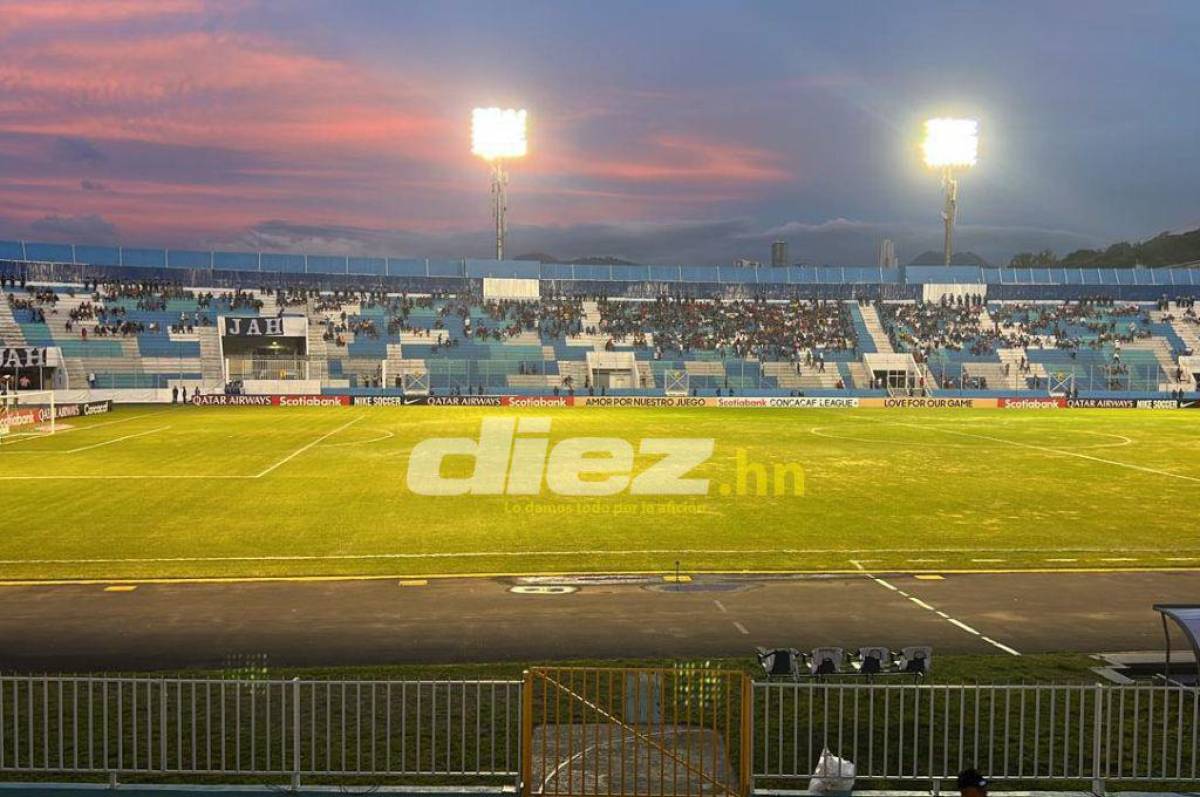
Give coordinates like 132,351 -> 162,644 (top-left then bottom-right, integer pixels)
752,682 -> 1199,789
0,676 -> 522,786
1,676 -> 1197,791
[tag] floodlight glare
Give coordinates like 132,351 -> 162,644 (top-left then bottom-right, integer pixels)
471,108 -> 527,162
471,107 -> 528,260
922,118 -> 977,168
922,117 -> 978,265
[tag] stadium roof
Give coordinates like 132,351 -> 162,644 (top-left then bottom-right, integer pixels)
2,239 -> 1200,287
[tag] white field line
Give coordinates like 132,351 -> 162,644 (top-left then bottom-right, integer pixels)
1,546 -> 1198,566
318,428 -> 395,448
810,424 -> 1133,451
2,424 -> 172,454
63,426 -> 170,454
0,411 -> 169,447
254,416 -> 364,478
851,560 -> 1021,657
0,474 -> 250,481
878,417 -> 1200,484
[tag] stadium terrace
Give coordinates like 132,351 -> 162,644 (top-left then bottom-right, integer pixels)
1,239 -> 1198,402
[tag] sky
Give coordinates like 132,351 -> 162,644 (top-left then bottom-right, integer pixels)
0,0 -> 1197,266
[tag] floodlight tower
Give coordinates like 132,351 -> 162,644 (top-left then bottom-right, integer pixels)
471,108 -> 528,260
922,118 -> 978,266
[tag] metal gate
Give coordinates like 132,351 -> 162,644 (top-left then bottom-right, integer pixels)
664,370 -> 689,396
402,371 -> 430,395
521,667 -> 751,797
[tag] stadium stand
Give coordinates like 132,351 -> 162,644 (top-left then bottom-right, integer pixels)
2,241 -> 1199,399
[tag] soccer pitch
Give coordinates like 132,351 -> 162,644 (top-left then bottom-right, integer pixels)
0,404 -> 1197,582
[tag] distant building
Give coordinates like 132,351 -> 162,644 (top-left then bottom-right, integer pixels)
733,258 -> 762,268
771,240 -> 789,268
878,239 -> 898,268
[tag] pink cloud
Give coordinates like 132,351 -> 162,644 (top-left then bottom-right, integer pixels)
595,135 -> 791,184
0,3 -> 796,243
0,30 -> 455,159
0,0 -> 209,37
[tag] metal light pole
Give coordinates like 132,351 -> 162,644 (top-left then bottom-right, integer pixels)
490,160 -> 508,261
941,166 -> 958,267
472,108 -> 527,261
922,118 -> 977,267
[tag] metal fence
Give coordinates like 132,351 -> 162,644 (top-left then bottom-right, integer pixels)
0,676 -> 522,785
923,361 -> 1168,394
0,676 -> 1197,791
753,682 -> 1200,788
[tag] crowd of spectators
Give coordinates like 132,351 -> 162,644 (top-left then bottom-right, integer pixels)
5,277 -> 1196,398
988,298 -> 1153,351
596,297 -> 856,360
881,295 -> 1159,361
880,296 -> 993,359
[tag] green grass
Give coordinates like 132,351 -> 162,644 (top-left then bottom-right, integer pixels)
0,404 -> 1198,581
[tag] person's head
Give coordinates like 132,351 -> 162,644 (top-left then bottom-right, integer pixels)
957,768 -> 987,797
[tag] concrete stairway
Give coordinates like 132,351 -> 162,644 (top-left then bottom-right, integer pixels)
636,361 -> 656,390
998,348 -> 1046,384
1170,317 -> 1200,354
306,322 -> 330,382
962,362 -> 1017,391
503,330 -> 542,347
1180,355 -> 1200,388
196,326 -> 224,385
0,301 -> 27,346
385,343 -> 406,387
847,361 -> 873,390
1124,337 -> 1183,388
916,361 -> 938,394
255,291 -> 280,316
859,304 -> 894,353
557,360 -> 590,389
60,357 -> 89,389
36,295 -> 96,388
760,360 -> 840,389
564,300 -> 641,350
581,300 -> 602,331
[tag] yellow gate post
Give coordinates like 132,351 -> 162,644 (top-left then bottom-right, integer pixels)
522,669 -> 535,797
740,674 -> 753,797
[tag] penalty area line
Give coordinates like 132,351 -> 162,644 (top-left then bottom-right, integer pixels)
0,410 -> 170,447
879,418 -> 1200,485
63,426 -> 170,454
254,416 -> 364,478
850,559 -> 1021,657
1,424 -> 170,455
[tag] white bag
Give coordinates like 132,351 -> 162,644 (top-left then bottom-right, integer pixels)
809,747 -> 856,795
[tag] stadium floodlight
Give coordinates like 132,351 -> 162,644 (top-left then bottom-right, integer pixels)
471,108 -> 528,260
922,118 -> 978,266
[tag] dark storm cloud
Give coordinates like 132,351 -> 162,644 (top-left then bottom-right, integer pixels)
51,137 -> 107,166
216,217 -> 1103,268
29,214 -> 118,243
